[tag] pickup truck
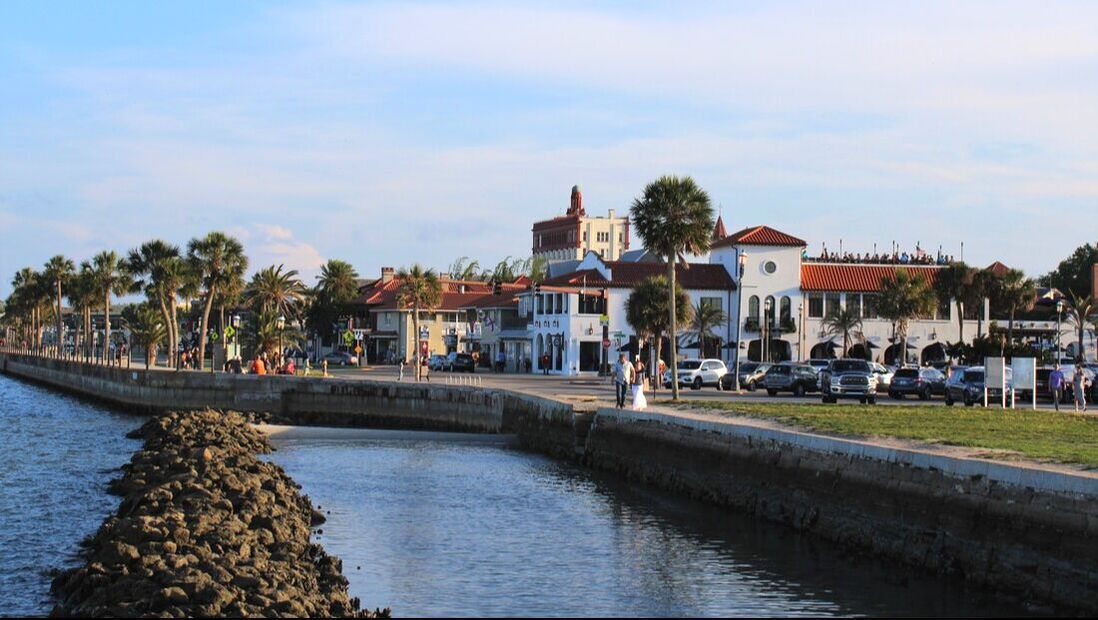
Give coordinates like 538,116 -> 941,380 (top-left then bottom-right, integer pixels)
819,359 -> 878,404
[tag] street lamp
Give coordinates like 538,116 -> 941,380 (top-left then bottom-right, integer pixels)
732,251 -> 749,391
1055,298 -> 1064,363
277,315 -> 286,360
764,297 -> 773,363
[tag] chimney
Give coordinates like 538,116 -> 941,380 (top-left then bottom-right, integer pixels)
381,267 -> 395,283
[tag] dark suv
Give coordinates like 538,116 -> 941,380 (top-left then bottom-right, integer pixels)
945,366 -> 1013,407
451,353 -> 476,373
888,367 -> 946,400
762,363 -> 819,397
819,359 -> 878,404
719,362 -> 771,391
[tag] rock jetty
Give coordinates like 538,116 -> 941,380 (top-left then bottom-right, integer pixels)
50,410 -> 388,617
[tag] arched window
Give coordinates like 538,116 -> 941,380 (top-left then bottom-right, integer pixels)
764,296 -> 776,326
748,295 -> 760,321
780,296 -> 791,323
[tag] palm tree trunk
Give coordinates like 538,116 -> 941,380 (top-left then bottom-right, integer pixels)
103,293 -> 111,365
197,287 -> 216,372
56,280 -> 63,359
1008,306 -> 1015,347
411,306 -> 420,381
956,300 -> 965,347
169,296 -> 179,369
155,294 -> 171,369
667,257 -> 680,400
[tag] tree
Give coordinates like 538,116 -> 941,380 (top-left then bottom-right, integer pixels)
247,310 -> 305,360
970,268 -> 999,338
66,263 -> 96,361
395,264 -> 442,380
821,305 -> 863,357
691,300 -> 726,358
122,303 -> 166,370
128,240 -> 191,368
1066,291 -> 1096,361
310,259 -> 360,350
42,255 -> 75,358
1042,243 -> 1098,297
877,269 -> 937,366
448,257 -> 482,281
934,262 -> 973,352
994,268 -> 1037,345
630,175 -> 714,400
244,265 -> 308,319
89,251 -> 133,364
187,232 -> 248,371
625,276 -> 692,384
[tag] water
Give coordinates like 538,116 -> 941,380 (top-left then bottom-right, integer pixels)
270,432 -> 1031,617
0,375 -> 143,616
0,372 -> 1031,617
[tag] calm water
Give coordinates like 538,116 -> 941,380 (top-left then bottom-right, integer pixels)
0,375 -> 143,616
0,373 -> 1032,617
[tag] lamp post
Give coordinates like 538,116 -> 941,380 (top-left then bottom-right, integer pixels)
763,297 -> 773,363
1055,298 -> 1064,363
732,251 -> 749,391
277,315 -> 286,362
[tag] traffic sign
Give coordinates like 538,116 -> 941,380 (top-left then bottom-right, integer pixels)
342,330 -> 354,346
602,338 -> 611,349
599,314 -> 610,326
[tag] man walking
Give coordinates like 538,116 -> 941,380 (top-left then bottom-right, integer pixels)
613,353 -> 634,408
1049,365 -> 1065,411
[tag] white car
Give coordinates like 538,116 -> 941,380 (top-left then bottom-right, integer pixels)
663,359 -> 728,390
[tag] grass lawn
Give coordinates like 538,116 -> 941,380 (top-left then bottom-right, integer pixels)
669,400 -> 1098,468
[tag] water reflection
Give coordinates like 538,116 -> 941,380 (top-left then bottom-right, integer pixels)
270,432 -> 1028,618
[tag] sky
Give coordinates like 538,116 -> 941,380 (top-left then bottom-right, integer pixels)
2,0 -> 1097,297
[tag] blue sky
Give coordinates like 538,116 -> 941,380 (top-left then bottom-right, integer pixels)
3,1 -> 1097,297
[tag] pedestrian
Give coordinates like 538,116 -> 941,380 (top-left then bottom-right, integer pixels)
1049,365 -> 1065,412
421,354 -> 430,382
303,357 -> 311,377
631,355 -> 647,410
398,357 -> 405,381
322,359 -> 329,377
284,358 -> 296,375
1073,366 -> 1089,412
612,353 -> 634,408
541,353 -> 550,375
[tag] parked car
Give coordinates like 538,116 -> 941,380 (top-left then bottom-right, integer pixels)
888,367 -> 947,400
451,353 -> 476,373
718,362 -> 771,391
806,358 -> 832,372
944,366 -> 1013,407
664,359 -> 728,389
870,362 -> 894,392
321,351 -> 358,366
428,354 -> 448,371
819,359 -> 878,404
762,363 -> 819,397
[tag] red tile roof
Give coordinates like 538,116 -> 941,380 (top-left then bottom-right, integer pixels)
801,264 -> 942,292
986,261 -> 1011,277
355,277 -> 495,310
711,215 -> 728,241
541,261 -> 735,290
711,225 -> 806,249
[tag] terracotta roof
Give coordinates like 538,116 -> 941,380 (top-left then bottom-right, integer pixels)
460,291 -> 521,309
801,264 -> 942,292
711,225 -> 806,249
986,261 -> 1011,277
711,215 -> 728,241
541,261 -> 735,290
355,277 -> 495,310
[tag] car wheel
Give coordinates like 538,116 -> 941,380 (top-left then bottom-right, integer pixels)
692,377 -> 702,390
890,392 -> 901,400
964,397 -> 975,407
793,384 -> 805,397
867,396 -> 877,405
945,395 -> 954,406
919,388 -> 930,401
767,388 -> 778,396
859,396 -> 867,404
746,381 -> 756,392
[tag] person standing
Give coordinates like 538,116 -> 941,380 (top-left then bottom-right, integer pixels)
398,357 -> 405,381
1073,366 -> 1089,412
1050,365 -> 1065,412
612,353 -> 634,408
631,355 -> 647,410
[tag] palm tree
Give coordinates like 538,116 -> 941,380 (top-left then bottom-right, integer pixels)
67,264 -> 97,362
186,232 -> 248,371
448,257 -> 482,281
630,175 -> 714,400
127,240 -> 186,367
995,268 -> 1037,345
625,276 -> 692,385
248,310 -> 306,359
821,305 -> 863,357
970,268 -> 999,338
691,301 -> 726,358
309,259 -> 360,354
42,255 -> 75,358
88,251 -> 133,364
244,265 -> 308,319
934,262 -> 973,353
878,269 -> 937,366
396,264 -> 442,380
1066,291 -> 1096,361
122,303 -> 166,370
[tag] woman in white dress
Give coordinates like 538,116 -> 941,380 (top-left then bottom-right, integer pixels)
631,355 -> 648,410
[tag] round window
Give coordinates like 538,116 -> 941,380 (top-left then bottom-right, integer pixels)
763,260 -> 778,274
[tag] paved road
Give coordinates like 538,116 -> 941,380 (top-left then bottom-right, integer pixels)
324,364 -> 1083,412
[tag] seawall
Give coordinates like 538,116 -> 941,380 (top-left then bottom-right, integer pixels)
3,352 -> 1096,613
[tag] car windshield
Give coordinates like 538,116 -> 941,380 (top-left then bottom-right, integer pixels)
830,360 -> 869,372
895,369 -> 919,378
740,363 -> 758,373
963,370 -> 985,383
678,361 -> 702,370
768,366 -> 790,375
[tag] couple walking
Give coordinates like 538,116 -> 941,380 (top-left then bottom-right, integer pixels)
613,353 -> 647,410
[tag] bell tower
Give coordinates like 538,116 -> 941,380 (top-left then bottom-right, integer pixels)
567,185 -> 585,216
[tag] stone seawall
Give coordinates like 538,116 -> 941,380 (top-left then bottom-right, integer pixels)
585,407 -> 1098,614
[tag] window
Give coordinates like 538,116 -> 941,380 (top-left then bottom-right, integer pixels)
700,297 -> 722,312
862,294 -> 879,319
583,231 -> 588,242
808,293 -> 824,318
764,260 -> 777,274
780,296 -> 791,323
825,293 -> 842,318
748,295 -> 760,321
938,297 -> 951,320
537,294 -> 544,315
